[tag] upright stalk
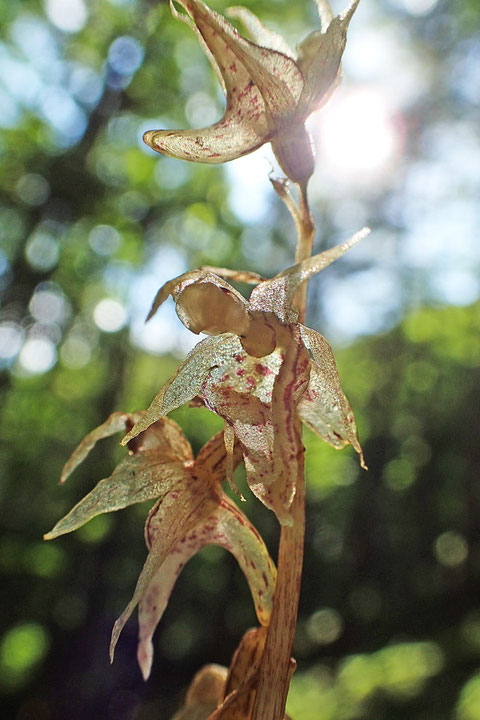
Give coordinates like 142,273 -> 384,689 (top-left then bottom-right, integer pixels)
252,182 -> 314,720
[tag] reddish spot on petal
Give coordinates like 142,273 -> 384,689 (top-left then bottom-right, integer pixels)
246,377 -> 256,389
255,364 -> 272,377
236,369 -> 246,377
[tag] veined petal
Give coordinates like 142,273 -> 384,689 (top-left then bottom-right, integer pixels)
199,266 -> 265,286
122,335 -> 244,445
314,0 -> 335,31
111,475 -> 216,663
59,411 -> 143,484
147,269 -> 249,337
177,0 -> 303,121
248,227 -> 370,322
298,325 -> 366,468
137,495 -> 276,679
143,117 -> 268,165
44,452 -> 191,540
215,496 -> 276,625
209,627 -> 266,719
226,6 -> 296,59
170,665 -> 228,720
144,0 -> 271,162
298,0 -> 360,113
170,0 -> 226,95
200,344 -> 306,525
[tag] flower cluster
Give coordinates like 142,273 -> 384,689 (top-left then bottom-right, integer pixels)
123,228 -> 368,525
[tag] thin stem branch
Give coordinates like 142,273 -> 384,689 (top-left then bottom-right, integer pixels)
251,182 -> 314,720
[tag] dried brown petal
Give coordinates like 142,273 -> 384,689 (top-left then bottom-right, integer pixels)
171,665 -> 229,720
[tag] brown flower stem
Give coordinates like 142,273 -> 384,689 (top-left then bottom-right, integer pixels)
294,182 -> 316,320
251,183 -> 314,720
251,453 -> 305,720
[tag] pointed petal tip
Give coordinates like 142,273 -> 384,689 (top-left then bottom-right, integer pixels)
360,451 -> 368,471
345,225 -> 370,250
339,0 -> 360,27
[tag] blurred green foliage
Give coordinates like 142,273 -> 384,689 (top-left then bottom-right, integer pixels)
1,0 -> 479,719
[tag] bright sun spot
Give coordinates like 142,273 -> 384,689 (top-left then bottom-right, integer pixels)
93,299 -> 127,333
45,0 -> 88,33
312,87 -> 401,183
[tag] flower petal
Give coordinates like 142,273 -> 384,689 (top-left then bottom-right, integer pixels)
59,411 -> 143,484
226,6 -> 296,59
248,227 -> 370,322
298,0 -> 360,113
298,325 -> 366,468
122,334 -> 244,445
144,0 -> 272,163
111,475 -> 216,663
170,665 -> 228,720
195,429 -> 243,484
177,0 -> 303,120
200,341 -> 307,525
147,269 -> 248,331
314,0 -> 335,30
44,450 -> 191,541
209,627 -> 266,719
136,494 -> 276,677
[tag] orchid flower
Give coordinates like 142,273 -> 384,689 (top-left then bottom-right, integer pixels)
122,228 -> 369,525
45,412 -> 276,680
143,0 -> 360,186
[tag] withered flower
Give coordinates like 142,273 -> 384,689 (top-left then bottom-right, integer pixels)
144,0 -> 360,185
123,228 -> 369,525
45,413 -> 276,680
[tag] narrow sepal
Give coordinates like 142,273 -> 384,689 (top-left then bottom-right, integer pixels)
248,227 -> 370,322
60,411 -> 143,484
121,335 -> 244,445
135,493 -> 276,677
226,6 -> 296,59
298,325 -> 366,468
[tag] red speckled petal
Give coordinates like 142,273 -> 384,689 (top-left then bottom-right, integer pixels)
122,334 -> 244,446
178,0 -> 303,120
44,451 -> 191,541
136,494 -> 276,679
201,330 -> 309,525
298,325 -> 366,468
59,411 -> 143,484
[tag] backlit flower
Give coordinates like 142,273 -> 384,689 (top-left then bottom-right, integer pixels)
143,0 -> 360,185
45,413 -> 276,679
123,228 -> 369,525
